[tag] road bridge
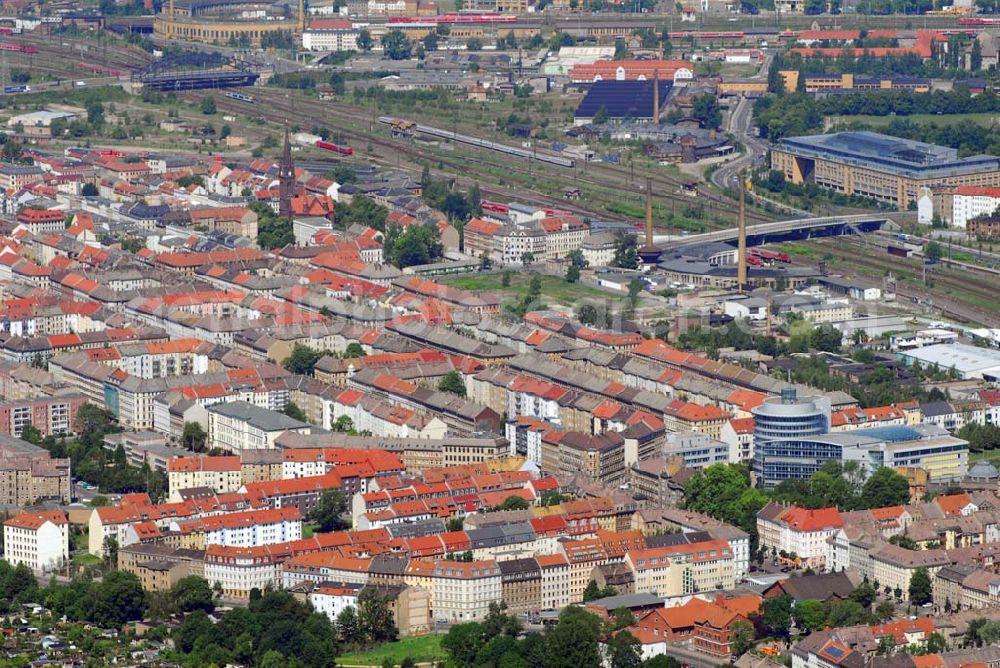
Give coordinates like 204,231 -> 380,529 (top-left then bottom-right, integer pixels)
659,214 -> 893,250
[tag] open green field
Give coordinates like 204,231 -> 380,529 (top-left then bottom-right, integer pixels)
336,634 -> 445,667
969,450 -> 1000,466
442,272 -> 626,306
832,113 -> 1000,128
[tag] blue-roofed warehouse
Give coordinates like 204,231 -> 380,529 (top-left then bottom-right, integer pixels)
574,79 -> 672,126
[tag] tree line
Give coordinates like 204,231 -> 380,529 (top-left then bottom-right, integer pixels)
683,462 -> 912,550
754,88 -> 1000,141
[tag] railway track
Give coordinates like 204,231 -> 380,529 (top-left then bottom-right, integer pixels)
203,86 -> 770,228
810,237 -> 998,325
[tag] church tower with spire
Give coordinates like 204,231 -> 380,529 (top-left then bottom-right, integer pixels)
278,128 -> 295,219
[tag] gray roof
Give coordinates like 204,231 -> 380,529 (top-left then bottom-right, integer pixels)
587,592 -> 663,610
780,131 -> 1000,180
466,522 -> 536,549
206,400 -> 309,432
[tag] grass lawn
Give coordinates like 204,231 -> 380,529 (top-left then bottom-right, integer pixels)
336,634 -> 446,667
442,272 -> 626,306
832,113 -> 1000,128
73,553 -> 102,567
969,450 -> 1000,467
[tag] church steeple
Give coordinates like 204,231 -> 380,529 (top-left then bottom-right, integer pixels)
278,127 -> 294,219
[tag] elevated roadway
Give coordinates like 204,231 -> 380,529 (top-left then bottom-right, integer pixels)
658,214 -> 893,249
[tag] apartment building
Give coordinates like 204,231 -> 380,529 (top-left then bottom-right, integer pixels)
870,543 -> 950,601
626,539 -> 737,597
0,436 -> 71,506
757,503 -> 844,571
536,553 -> 571,609
2,510 -> 68,572
431,560 -> 502,622
204,544 -> 287,599
167,456 -> 243,502
0,394 -> 85,438
498,558 -> 542,614
119,543 -> 205,591
194,506 -> 303,548
207,401 -> 312,453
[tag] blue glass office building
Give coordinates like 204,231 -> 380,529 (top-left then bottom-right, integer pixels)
753,388 -> 832,488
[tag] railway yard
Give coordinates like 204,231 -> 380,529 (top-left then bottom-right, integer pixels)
0,7 -> 995,330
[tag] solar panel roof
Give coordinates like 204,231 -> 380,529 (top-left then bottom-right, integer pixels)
575,80 -> 672,120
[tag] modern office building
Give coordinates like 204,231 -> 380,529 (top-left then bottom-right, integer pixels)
771,132 -> 1000,210
752,389 -> 831,487
754,395 -> 968,487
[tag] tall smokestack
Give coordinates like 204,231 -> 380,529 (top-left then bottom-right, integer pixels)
737,172 -> 747,293
645,177 -> 654,248
297,0 -> 305,33
653,71 -> 660,124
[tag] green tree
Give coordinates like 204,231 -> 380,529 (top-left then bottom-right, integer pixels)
977,620 -> 1000,646
308,488 -> 347,532
358,29 -> 373,51
496,495 -> 530,511
332,415 -> 355,434
81,182 -> 99,197
877,635 -> 896,656
181,421 -> 207,452
19,423 -> 41,445
385,223 -> 443,268
282,343 -> 326,376
442,623 -> 487,666
171,576 -> 215,614
565,263 -> 581,283
793,599 -> 827,633
849,580 -> 877,609
875,600 -> 896,622
683,463 -> 768,539
761,594 -> 793,637
861,467 -> 911,509
283,401 -> 307,422
965,617 -> 989,647
909,567 -> 933,605
607,630 -> 642,668
200,96 -> 216,115
730,620 -> 756,656
547,607 -> 602,668
438,370 -> 467,397
829,600 -> 867,627
612,232 -> 640,269
89,570 -> 146,628
344,342 -> 366,358
358,587 -> 398,643
926,241 -> 943,263
382,29 -> 413,60
567,249 -> 588,268
336,605 -> 362,644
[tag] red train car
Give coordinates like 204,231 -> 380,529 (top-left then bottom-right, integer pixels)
315,140 -> 353,155
750,247 -> 791,263
0,43 -> 38,54
481,200 -> 508,214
